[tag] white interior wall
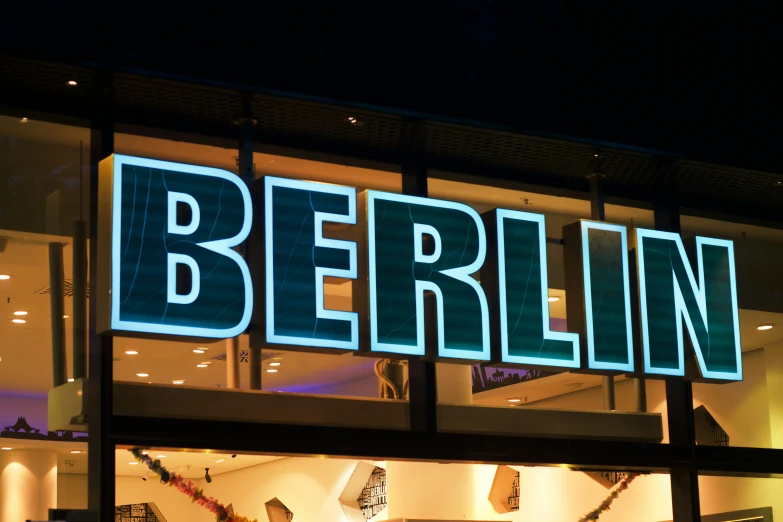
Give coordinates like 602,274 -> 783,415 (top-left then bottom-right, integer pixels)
58,474 -> 87,509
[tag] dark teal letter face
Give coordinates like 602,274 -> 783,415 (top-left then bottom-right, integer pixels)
368,192 -> 489,360
494,210 -> 580,368
579,221 -> 634,372
636,230 -> 742,381
265,177 -> 358,350
109,155 -> 252,338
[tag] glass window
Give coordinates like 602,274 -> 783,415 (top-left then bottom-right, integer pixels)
681,213 -> 783,450
0,113 -> 90,520
110,446 -> 674,522
110,128 -> 406,429
428,171 -> 670,442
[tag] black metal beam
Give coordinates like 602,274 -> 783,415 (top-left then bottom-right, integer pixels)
110,415 -> 683,471
87,70 -> 116,522
654,199 -> 702,522
401,161 -> 438,433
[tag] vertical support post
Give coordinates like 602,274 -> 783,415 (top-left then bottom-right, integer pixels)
402,162 -> 437,432
73,220 -> 88,380
49,242 -> 67,387
237,92 -> 260,390
588,173 -> 615,411
226,337 -> 240,389
88,70 -> 115,522
655,200 -> 701,522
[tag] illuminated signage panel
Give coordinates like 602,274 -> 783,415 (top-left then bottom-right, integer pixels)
97,156 -> 742,382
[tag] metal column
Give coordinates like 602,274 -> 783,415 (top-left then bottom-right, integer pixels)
49,243 -> 67,387
73,219 -> 88,380
237,93 -> 260,390
655,200 -> 701,522
88,70 -> 115,522
403,162 -> 437,432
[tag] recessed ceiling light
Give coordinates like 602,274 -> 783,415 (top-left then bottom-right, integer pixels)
215,459 -> 225,463
11,319 -> 26,324
141,451 -> 149,455
506,397 -> 522,403
125,350 -> 139,355
266,368 -> 278,373
1,447 -> 11,451
171,380 -> 185,385
128,461 -> 138,465
196,364 -> 209,368
136,373 -> 149,378
13,311 -> 27,316
268,362 -> 282,367
67,378 -> 74,383
193,349 -> 206,354
63,315 -> 70,319
71,450 -> 82,454
345,116 -> 364,126
67,80 -> 78,86
20,117 -> 28,124
156,455 -> 166,459
758,324 -> 775,331
548,296 -> 560,302
0,275 -> 10,280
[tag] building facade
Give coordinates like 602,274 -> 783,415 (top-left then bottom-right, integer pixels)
1,16 -> 783,521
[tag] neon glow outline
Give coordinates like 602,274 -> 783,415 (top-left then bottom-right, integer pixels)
367,191 -> 490,360
497,209 -> 580,368
264,176 -> 358,351
110,154 -> 253,338
636,229 -> 742,380
581,221 -> 634,372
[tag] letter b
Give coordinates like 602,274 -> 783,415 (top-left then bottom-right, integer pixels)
102,155 -> 252,338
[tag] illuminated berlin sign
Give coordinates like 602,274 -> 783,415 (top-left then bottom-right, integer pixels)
97,156 -> 742,381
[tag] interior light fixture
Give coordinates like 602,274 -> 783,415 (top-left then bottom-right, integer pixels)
268,361 -> 282,367
0,275 -> 10,280
196,364 -> 209,368
63,315 -> 70,319
128,461 -> 138,465
13,311 -> 27,316
266,368 -> 278,373
758,324 -> 775,331
20,117 -> 28,124
67,80 -> 78,86
156,455 -> 166,459
506,397 -> 522,403
67,378 -> 75,383
70,450 -> 81,454
205,468 -> 212,484
547,296 -> 560,302
125,350 -> 139,355
11,319 -> 26,324
215,459 -> 225,463
193,348 -> 206,354
136,373 -> 149,378
345,116 -> 364,126
141,451 -> 149,455
1,447 -> 11,451
171,380 -> 185,385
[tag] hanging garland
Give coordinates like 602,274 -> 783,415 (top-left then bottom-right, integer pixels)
577,473 -> 640,522
129,448 -> 258,522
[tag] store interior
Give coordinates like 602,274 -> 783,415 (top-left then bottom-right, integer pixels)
2,117 -> 783,520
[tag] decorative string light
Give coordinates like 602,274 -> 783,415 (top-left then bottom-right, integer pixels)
578,473 -> 640,522
129,448 -> 257,522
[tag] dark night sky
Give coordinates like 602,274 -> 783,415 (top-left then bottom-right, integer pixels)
1,1 -> 780,171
